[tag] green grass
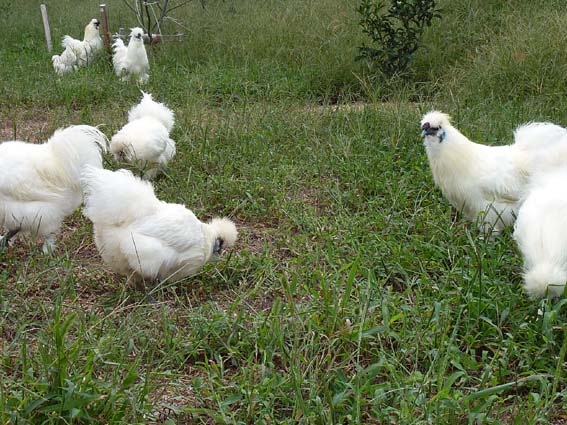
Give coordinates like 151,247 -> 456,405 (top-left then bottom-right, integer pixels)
2,0 -> 567,422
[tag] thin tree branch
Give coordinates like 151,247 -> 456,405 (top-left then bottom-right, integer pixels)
121,0 -> 137,14
144,1 -> 153,43
151,0 -> 169,33
139,0 -> 145,29
150,2 -> 163,35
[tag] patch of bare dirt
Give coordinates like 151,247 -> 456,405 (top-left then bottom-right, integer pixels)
0,116 -> 53,143
149,371 -> 206,423
238,222 -> 273,256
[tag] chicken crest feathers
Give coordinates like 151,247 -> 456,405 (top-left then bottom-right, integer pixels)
209,217 -> 238,248
421,111 -> 452,129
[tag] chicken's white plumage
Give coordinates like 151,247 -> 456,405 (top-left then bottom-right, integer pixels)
110,92 -> 176,178
0,126 -> 108,252
51,19 -> 102,75
112,28 -> 149,84
81,167 -> 238,284
128,91 -> 175,132
52,45 -> 78,75
421,111 -> 567,234
513,168 -> 567,298
112,38 -> 127,74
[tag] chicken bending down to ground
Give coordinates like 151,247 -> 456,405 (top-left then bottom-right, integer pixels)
421,111 -> 567,235
112,27 -> 149,84
52,19 -> 103,75
513,168 -> 567,298
81,167 -> 238,292
0,126 -> 108,253
110,91 -> 175,178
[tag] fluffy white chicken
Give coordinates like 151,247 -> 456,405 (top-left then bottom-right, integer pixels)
81,167 -> 238,289
421,111 -> 567,234
112,28 -> 149,84
110,91 -> 175,178
513,168 -> 567,298
52,19 -> 103,75
0,126 -> 108,252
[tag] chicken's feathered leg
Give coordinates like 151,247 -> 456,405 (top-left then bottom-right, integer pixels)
42,235 -> 57,254
129,272 -> 158,303
0,228 -> 21,250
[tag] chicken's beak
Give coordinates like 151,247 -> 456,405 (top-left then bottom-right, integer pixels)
421,122 -> 439,137
94,21 -> 100,29
213,238 -> 224,256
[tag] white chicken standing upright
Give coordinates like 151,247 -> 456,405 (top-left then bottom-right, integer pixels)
421,111 -> 567,235
52,18 -> 103,75
110,91 -> 175,178
513,167 -> 567,298
112,27 -> 150,84
0,126 -> 108,252
81,167 -> 238,289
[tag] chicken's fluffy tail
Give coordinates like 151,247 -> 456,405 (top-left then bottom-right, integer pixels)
112,38 -> 127,76
52,37 -> 81,75
62,35 -> 82,53
48,125 -> 108,181
52,51 -> 76,75
62,35 -> 74,49
128,91 -> 175,132
514,122 -> 567,150
208,217 -> 238,250
524,263 -> 567,298
81,166 -> 159,227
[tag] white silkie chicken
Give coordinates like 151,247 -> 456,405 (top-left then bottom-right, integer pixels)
513,168 -> 567,298
110,91 -> 175,178
52,18 -> 103,75
112,28 -> 149,84
421,111 -> 567,235
0,126 -> 108,252
81,167 -> 238,289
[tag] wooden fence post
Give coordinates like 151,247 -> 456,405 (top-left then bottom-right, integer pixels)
40,4 -> 52,52
99,4 -> 112,53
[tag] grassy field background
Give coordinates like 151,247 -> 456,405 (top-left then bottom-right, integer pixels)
2,0 -> 567,422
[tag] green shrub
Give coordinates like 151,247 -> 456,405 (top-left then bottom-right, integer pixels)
357,0 -> 440,76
